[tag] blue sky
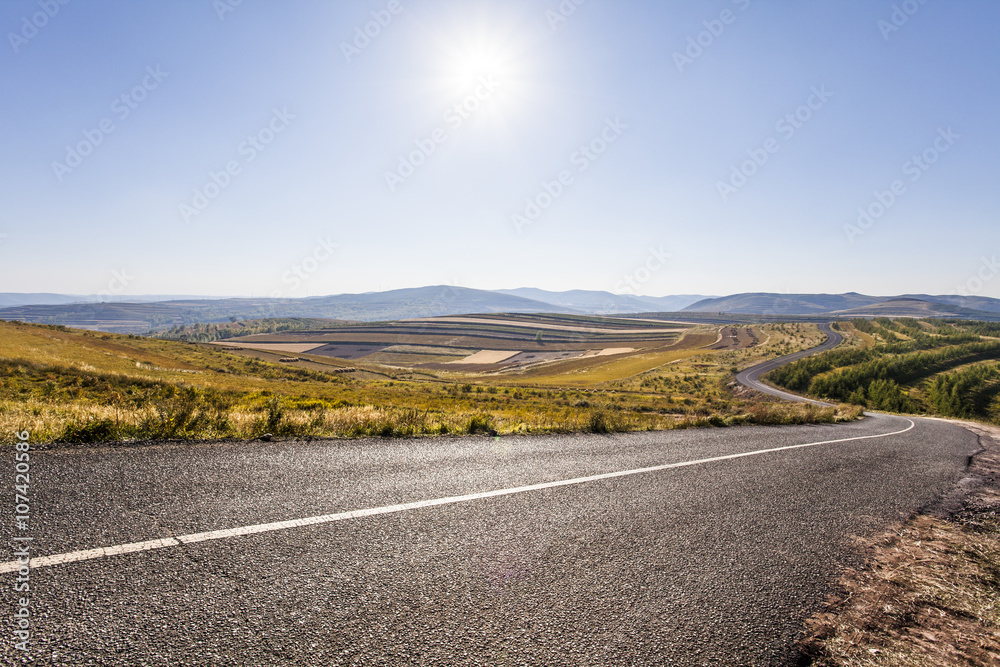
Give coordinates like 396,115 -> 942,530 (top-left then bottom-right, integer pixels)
1,0 -> 997,299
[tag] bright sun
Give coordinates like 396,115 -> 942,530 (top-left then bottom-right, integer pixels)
454,50 -> 505,86
425,9 -> 529,101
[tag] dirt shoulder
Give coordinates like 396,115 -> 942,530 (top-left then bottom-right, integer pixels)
797,419 -> 1000,665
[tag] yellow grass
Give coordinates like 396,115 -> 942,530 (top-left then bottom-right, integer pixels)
0,320 -> 862,445
508,348 -> 709,386
799,515 -> 1000,666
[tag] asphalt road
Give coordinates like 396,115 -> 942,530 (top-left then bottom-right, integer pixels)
736,323 -> 844,405
1,327 -> 982,665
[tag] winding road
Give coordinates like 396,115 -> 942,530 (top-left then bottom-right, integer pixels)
1,324 -> 981,666
736,323 -> 843,405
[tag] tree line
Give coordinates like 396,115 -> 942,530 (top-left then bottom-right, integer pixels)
766,319 -> 1000,418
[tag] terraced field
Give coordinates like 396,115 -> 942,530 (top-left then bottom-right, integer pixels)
212,314 -> 708,375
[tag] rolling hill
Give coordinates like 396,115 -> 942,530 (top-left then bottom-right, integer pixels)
683,292 -> 1000,318
0,286 -> 575,332
495,288 -> 709,314
0,293 -> 226,308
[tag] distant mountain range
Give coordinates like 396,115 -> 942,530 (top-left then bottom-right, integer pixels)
683,293 -> 1000,317
495,288 -> 708,314
0,293 -> 229,308
0,287 -> 565,332
0,288 -> 997,332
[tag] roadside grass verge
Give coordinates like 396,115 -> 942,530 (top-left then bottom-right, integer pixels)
0,396 -> 863,447
797,422 -> 1000,666
799,515 -> 1000,666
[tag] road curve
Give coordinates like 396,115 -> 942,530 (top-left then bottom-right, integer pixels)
736,323 -> 843,405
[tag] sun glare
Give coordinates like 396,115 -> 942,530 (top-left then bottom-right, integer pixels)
422,8 -> 532,104
454,50 -> 505,87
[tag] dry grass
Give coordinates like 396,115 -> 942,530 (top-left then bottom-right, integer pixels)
799,517 -> 1000,666
798,423 -> 1000,666
507,346 -> 710,386
0,394 -> 863,446
0,320 -> 862,446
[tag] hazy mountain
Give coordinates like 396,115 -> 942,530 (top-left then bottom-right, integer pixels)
3,288 -> 999,333
632,294 -> 718,311
902,294 -> 1000,314
0,293 -> 84,308
683,293 -> 881,314
829,297 -> 995,319
0,286 -> 577,331
495,288 -> 708,314
683,292 -> 1000,318
299,286 -> 576,319
0,293 -> 227,308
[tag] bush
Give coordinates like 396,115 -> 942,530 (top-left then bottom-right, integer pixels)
57,418 -> 121,443
467,415 -> 496,435
587,410 -> 630,433
265,397 -> 284,433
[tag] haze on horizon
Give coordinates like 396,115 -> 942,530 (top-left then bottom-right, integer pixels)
1,0 -> 997,300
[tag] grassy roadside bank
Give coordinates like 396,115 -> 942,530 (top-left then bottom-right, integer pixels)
797,420 -> 1000,665
0,383 -> 863,447
0,320 -> 862,447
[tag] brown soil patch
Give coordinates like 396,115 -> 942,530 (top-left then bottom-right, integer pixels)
501,350 -> 586,366
580,347 -> 635,357
449,350 -> 521,365
708,327 -> 761,350
211,342 -> 324,354
306,343 -> 391,360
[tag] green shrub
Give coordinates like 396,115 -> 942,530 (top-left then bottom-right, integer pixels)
57,418 -> 121,443
587,410 -> 630,433
467,415 -> 496,435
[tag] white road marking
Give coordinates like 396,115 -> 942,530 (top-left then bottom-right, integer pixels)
0,419 -> 916,574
